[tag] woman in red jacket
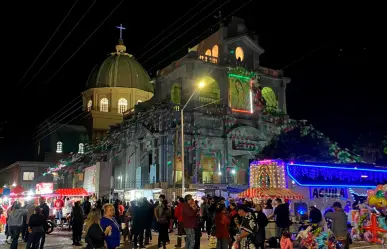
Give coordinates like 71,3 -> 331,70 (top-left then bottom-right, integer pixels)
174,197 -> 185,248
215,204 -> 230,249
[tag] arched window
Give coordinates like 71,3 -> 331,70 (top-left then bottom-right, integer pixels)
78,143 -> 84,154
56,141 -> 63,153
87,100 -> 92,112
235,47 -> 244,61
100,98 -> 108,112
205,49 -> 212,56
212,45 -> 219,58
118,98 -> 128,114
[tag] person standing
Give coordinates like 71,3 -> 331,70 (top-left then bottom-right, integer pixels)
325,202 -> 349,249
215,204 -> 230,249
71,201 -> 84,246
38,197 -> 50,249
157,200 -> 171,249
182,195 -> 199,249
101,204 -> 121,249
268,198 -> 290,238
174,197 -> 185,248
7,202 -> 28,249
26,206 -> 45,249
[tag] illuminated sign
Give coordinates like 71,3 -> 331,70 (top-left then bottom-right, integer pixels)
35,182 -> 53,195
287,162 -> 387,188
310,188 -> 347,199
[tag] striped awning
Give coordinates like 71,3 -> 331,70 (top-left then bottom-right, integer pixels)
238,188 -> 304,200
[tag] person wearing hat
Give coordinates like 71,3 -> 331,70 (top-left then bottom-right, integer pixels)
325,202 -> 349,249
236,205 -> 256,249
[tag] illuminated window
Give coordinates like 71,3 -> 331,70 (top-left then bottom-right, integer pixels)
87,100 -> 92,111
262,87 -> 278,111
205,49 -> 211,56
100,98 -> 108,112
56,141 -> 63,153
23,172 -> 35,181
78,143 -> 84,154
212,45 -> 219,58
235,47 -> 244,61
118,98 -> 128,114
137,100 -> 142,104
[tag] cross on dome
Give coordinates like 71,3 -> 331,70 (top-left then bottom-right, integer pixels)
116,24 -> 126,39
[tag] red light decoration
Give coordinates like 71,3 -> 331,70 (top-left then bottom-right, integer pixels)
54,188 -> 89,196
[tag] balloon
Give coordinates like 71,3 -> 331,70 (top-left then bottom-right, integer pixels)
368,196 -> 378,206
382,207 -> 387,216
383,184 -> 387,192
377,198 -> 387,208
376,185 -> 384,191
385,191 -> 387,199
376,190 -> 385,198
367,190 -> 375,197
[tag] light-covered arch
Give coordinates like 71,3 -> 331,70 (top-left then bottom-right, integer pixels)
235,47 -> 244,61
100,98 -> 109,112
197,76 -> 220,104
262,87 -> 278,111
118,98 -> 128,114
212,45 -> 219,58
205,49 -> 212,56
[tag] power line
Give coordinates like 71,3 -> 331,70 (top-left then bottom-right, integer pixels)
33,105 -> 83,142
42,0 -> 124,86
148,0 -> 253,72
35,96 -> 82,135
141,0 -> 232,65
137,0 -> 215,60
280,42 -> 329,70
137,0 -> 208,55
16,0 -> 79,88
34,111 -> 87,144
22,0 -> 97,92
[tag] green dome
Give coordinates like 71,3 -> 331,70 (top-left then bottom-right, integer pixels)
87,40 -> 153,93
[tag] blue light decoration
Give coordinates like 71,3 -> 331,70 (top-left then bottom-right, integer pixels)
286,162 -> 387,188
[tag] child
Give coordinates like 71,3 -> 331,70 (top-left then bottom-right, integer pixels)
122,211 -> 131,243
280,231 -> 293,249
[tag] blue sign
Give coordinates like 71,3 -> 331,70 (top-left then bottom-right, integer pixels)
149,164 -> 156,184
287,162 -> 387,188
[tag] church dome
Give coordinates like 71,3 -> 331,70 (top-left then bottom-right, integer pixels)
86,39 -> 153,93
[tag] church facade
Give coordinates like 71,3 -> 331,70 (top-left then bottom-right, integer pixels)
107,17 -> 292,190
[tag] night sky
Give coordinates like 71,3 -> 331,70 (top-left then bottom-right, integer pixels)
0,0 -> 385,167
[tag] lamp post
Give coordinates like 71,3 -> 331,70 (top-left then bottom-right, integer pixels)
181,81 -> 205,196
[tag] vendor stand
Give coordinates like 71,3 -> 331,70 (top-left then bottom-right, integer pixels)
238,187 -> 304,238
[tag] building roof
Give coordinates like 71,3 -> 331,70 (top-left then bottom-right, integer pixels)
86,39 -> 153,93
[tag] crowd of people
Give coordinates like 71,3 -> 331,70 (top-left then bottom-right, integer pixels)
0,194 -> 354,249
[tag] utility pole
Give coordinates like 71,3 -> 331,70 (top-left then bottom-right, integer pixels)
172,127 -> 178,189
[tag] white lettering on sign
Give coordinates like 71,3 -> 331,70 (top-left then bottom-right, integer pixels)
311,188 -> 346,199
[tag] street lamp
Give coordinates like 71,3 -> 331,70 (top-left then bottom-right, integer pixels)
181,81 -> 205,196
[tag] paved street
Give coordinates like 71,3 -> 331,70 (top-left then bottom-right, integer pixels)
0,231 -> 383,249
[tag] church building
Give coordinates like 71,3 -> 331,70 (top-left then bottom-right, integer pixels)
108,17 -> 292,191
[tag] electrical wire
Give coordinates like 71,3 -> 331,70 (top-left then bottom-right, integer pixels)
42,0 -> 124,86
35,96 -> 82,135
141,0 -> 232,65
22,0 -> 97,92
32,1 -> 123,142
34,111 -> 87,144
137,0 -> 208,55
137,0 -> 215,60
16,0 -> 79,88
33,105 -> 83,142
148,0 -> 253,72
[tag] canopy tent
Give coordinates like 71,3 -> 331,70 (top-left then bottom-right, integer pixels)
238,188 -> 304,200
10,186 -> 25,195
55,188 -> 89,196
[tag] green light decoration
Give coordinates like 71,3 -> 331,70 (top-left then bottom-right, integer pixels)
227,73 -> 251,80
